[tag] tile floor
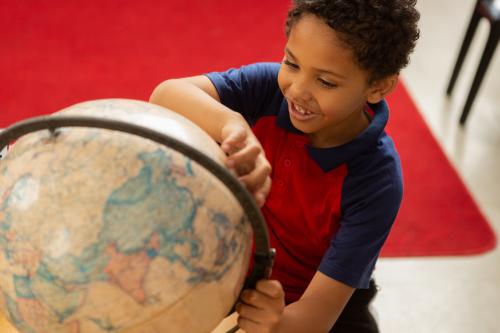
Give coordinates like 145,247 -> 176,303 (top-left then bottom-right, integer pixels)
373,0 -> 500,332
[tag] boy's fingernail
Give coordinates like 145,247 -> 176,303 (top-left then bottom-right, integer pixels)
256,194 -> 265,206
226,159 -> 235,167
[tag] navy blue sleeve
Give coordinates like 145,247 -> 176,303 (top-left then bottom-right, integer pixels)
319,135 -> 403,289
205,62 -> 282,125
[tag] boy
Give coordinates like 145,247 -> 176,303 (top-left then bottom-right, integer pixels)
150,1 -> 419,332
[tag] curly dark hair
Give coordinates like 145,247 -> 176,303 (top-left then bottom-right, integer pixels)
285,0 -> 420,83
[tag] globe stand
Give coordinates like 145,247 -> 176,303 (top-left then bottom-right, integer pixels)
0,114 -> 275,331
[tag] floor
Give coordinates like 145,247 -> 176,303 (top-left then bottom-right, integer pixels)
373,0 -> 500,332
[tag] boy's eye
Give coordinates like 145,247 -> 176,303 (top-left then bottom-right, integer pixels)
318,78 -> 337,88
283,59 -> 299,69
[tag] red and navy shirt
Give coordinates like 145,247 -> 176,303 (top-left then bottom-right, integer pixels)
206,62 -> 403,303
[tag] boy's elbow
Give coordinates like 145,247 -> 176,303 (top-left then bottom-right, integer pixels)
149,79 -> 181,105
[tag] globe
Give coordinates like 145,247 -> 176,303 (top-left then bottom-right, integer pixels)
0,99 -> 259,333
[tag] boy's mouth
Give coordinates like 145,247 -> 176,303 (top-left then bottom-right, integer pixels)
289,101 -> 316,121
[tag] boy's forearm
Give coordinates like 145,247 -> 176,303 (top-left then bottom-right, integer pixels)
276,297 -> 346,333
149,78 -> 245,143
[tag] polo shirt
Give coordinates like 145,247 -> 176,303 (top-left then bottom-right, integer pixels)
206,62 -> 403,303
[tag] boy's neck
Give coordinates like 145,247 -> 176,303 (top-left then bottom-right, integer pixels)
309,106 -> 371,148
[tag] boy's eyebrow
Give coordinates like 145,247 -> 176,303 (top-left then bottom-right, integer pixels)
285,48 -> 297,60
285,48 -> 347,79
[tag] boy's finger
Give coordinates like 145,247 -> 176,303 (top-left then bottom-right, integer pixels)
240,288 -> 283,310
226,146 -> 260,174
239,163 -> 271,193
221,129 -> 247,153
237,316 -> 262,333
221,142 -> 245,156
236,303 -> 279,326
255,280 -> 284,299
227,144 -> 259,161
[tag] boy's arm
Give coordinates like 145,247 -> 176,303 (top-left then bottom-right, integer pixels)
150,76 -> 241,143
149,76 -> 271,206
237,272 -> 354,333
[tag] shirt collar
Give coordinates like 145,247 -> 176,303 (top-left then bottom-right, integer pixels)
277,99 -> 389,172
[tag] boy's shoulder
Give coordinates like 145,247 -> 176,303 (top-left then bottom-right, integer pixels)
208,62 -> 281,83
238,62 -> 281,76
205,62 -> 285,123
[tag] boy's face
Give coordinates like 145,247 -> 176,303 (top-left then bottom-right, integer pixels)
278,14 -> 381,147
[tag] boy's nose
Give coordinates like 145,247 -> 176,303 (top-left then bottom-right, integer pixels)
288,80 -> 313,104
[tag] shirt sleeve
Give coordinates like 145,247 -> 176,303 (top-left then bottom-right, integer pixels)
205,62 -> 282,125
319,135 -> 404,289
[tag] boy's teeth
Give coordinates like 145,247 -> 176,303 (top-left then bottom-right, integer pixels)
296,104 -> 310,115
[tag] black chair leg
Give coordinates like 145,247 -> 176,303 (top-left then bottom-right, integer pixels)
459,25 -> 500,125
446,7 -> 482,96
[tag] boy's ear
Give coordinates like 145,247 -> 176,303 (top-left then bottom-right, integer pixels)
366,75 -> 399,104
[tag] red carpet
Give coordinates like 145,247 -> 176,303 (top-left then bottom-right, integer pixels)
383,85 -> 496,256
0,0 -> 496,256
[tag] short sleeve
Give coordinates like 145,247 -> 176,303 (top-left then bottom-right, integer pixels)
205,62 -> 282,124
318,135 -> 403,288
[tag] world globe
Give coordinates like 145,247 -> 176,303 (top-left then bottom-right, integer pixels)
0,99 -> 270,333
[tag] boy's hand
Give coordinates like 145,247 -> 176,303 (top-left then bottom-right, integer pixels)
236,280 -> 285,333
220,121 -> 271,207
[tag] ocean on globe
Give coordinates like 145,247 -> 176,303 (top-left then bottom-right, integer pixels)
0,99 -> 253,333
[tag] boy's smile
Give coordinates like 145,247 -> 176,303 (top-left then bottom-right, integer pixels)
277,14 -> 383,148
289,100 -> 316,121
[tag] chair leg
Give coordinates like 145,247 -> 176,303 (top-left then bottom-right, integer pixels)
459,25 -> 500,125
446,7 -> 482,96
